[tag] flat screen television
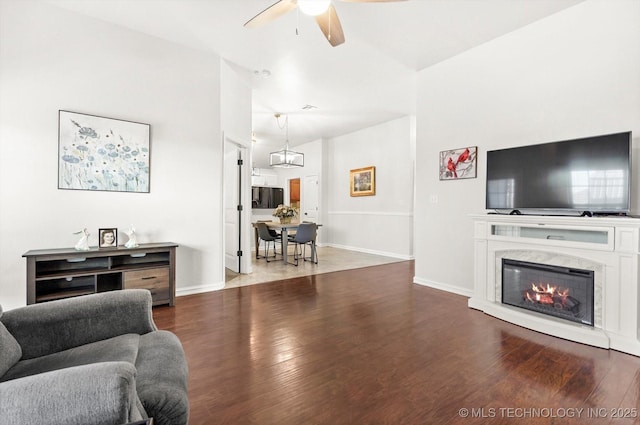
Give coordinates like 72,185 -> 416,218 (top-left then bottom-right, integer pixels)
486,131 -> 632,215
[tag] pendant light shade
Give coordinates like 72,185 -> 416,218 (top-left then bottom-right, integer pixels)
270,114 -> 304,168
270,148 -> 304,168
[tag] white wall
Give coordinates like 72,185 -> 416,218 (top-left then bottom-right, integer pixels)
326,116 -> 414,259
0,1 -> 225,309
414,0 -> 640,295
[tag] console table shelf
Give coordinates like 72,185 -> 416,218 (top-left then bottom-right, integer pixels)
23,243 -> 178,306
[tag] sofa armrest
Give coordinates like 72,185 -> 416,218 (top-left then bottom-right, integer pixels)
0,362 -> 145,425
2,289 -> 157,359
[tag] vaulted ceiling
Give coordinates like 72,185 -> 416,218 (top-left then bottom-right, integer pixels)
47,0 -> 583,166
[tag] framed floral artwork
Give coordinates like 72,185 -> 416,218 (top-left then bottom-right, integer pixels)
350,166 -> 375,197
439,146 -> 477,180
58,110 -> 150,193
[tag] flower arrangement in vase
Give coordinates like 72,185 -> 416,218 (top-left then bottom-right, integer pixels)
273,204 -> 298,224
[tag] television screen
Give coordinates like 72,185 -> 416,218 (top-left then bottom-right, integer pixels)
486,132 -> 631,214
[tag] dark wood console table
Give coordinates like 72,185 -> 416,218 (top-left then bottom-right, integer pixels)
23,242 -> 178,306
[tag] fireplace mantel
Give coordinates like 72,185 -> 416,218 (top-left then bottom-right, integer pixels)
469,213 -> 640,356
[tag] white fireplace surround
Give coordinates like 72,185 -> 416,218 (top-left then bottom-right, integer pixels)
469,213 -> 640,356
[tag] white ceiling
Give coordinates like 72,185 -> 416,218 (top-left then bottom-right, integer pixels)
46,0 -> 583,167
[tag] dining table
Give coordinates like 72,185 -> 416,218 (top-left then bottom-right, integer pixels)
252,221 -> 321,263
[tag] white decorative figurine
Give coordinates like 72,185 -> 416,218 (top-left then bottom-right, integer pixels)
124,225 -> 139,248
74,228 -> 90,251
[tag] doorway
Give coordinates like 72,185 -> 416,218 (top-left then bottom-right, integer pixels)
289,178 -> 300,209
223,140 -> 248,274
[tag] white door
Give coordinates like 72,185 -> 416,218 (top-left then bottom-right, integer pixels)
302,175 -> 319,222
224,142 -> 243,273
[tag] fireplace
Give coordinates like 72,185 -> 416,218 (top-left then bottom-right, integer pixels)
501,259 -> 594,327
469,215 -> 640,355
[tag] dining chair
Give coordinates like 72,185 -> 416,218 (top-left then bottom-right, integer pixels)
256,222 -> 281,262
256,219 -> 281,259
257,219 -> 280,240
289,222 -> 318,266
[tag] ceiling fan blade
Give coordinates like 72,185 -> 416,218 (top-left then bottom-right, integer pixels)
244,0 -> 297,28
315,4 -> 345,47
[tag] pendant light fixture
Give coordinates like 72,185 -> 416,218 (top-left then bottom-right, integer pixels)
270,113 -> 304,168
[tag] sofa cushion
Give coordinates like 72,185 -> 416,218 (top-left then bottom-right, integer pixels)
136,330 -> 189,425
0,316 -> 22,377
1,333 -> 140,383
0,362 -> 145,425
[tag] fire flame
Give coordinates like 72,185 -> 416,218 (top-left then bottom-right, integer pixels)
525,282 -> 570,305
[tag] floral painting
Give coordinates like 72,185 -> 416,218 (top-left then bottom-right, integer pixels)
58,110 -> 150,193
439,146 -> 477,180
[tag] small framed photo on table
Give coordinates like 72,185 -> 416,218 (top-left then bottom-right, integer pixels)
99,228 -> 118,248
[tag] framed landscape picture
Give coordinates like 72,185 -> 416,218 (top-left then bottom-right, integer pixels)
439,146 -> 477,180
350,166 -> 376,197
58,110 -> 150,193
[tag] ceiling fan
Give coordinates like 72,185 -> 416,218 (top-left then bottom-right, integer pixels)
244,0 -> 405,47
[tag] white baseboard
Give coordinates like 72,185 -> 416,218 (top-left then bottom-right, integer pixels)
326,243 -> 413,260
176,281 -> 225,297
413,276 -> 473,298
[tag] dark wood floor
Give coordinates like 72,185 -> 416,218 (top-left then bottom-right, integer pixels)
153,261 -> 640,425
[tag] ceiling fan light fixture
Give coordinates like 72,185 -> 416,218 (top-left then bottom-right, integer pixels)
297,0 -> 331,16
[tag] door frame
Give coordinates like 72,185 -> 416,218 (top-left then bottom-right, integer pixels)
222,135 -> 252,277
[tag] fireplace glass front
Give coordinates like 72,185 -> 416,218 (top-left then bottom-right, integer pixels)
501,259 -> 594,326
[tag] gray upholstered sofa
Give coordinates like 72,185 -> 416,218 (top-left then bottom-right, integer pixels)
0,289 -> 188,425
